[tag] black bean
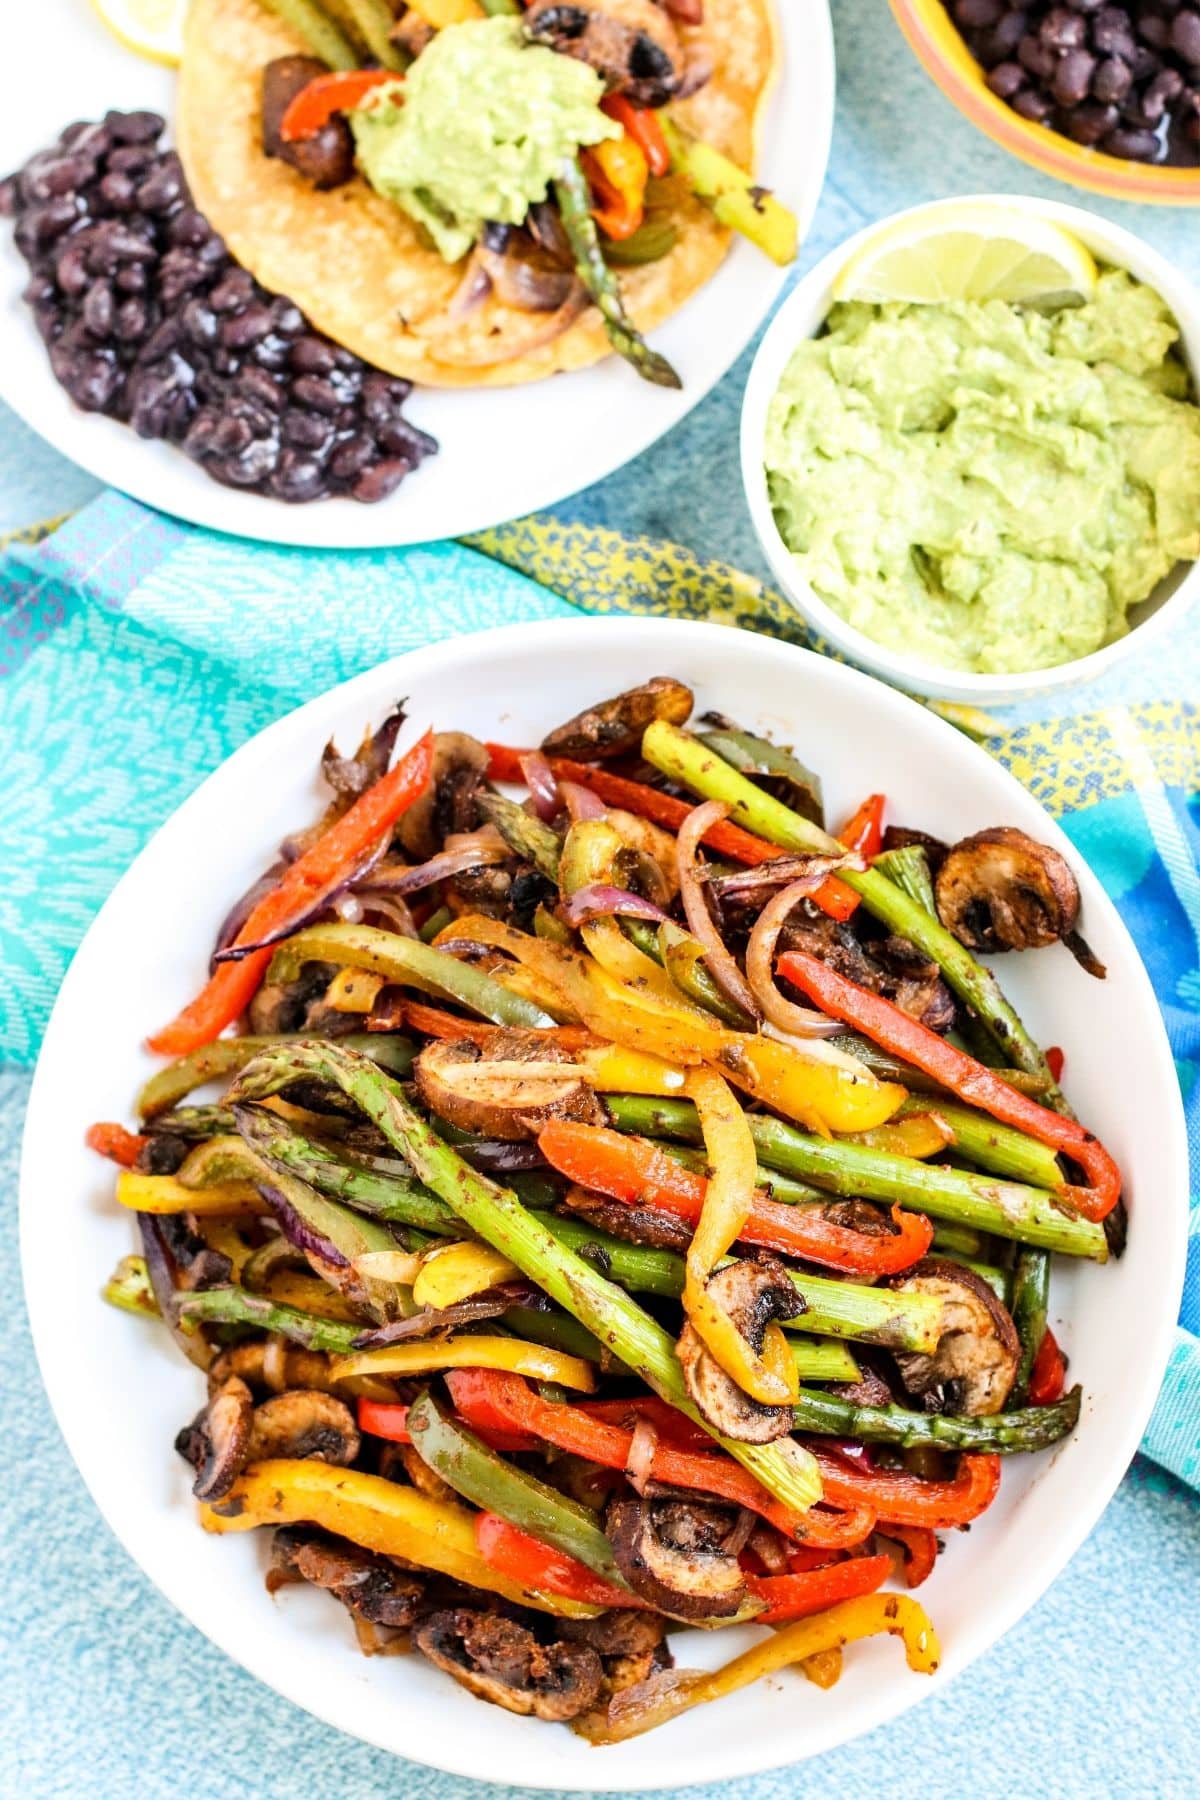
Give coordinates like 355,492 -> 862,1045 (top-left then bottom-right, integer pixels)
219,436 -> 281,485
1013,84 -> 1055,116
168,206 -> 211,248
209,269 -> 256,314
271,299 -> 304,337
987,58 -> 1029,94
1138,12 -> 1171,44
106,144 -> 154,178
98,170 -> 136,211
290,334 -> 338,375
55,241 -> 91,296
140,316 -> 181,361
988,8 -> 1029,55
1055,46 -> 1099,98
1042,5 -> 1089,44
1093,53 -> 1134,97
0,175 -> 18,218
271,450 -> 327,502
957,0 -> 1007,23
352,458 -> 412,503
1103,121 -> 1164,150
61,120 -> 110,150
114,297 -> 150,341
292,374 -> 341,414
1093,6 -> 1138,51
251,331 -> 291,371
1143,64 -> 1185,115
1127,42 -> 1164,76
211,413 -> 254,455
1066,95 -> 1123,135
136,163 -> 184,214
104,109 -> 164,144
181,298 -> 218,347
236,363 -> 285,411
14,197 -> 79,254
1018,33 -> 1058,76
220,303 -> 273,349
115,263 -> 149,294
329,434 -> 375,479
33,302 -> 63,345
281,408 -> 330,449
23,272 -> 55,305
1171,8 -> 1200,56
82,279 -> 115,337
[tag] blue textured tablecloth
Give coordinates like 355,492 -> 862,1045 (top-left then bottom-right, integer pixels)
2,1 -> 1199,1793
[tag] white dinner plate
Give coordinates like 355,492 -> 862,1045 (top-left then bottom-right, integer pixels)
0,1 -> 833,548
20,618 -> 1188,1789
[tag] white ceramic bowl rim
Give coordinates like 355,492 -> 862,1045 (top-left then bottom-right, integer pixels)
741,194 -> 1200,702
19,618 -> 1189,1790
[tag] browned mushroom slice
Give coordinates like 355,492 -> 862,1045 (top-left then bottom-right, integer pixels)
413,1031 -> 605,1141
778,909 -> 954,1032
676,1258 -> 805,1445
558,1611 -> 671,1695
935,828 -> 1083,958
261,57 -> 355,191
175,1375 -> 254,1501
561,1183 -> 695,1253
245,1390 -> 361,1465
541,676 -> 694,761
888,1259 -> 1020,1417
266,1526 -> 426,1629
397,733 -> 490,862
606,1495 -> 748,1620
413,1609 -> 604,1720
523,1 -> 687,108
208,1340 -> 339,1397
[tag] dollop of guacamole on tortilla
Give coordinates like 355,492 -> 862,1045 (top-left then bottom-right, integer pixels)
764,271 -> 1200,674
350,17 -> 618,265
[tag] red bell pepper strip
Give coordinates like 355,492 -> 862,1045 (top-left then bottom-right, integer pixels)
148,731 -> 434,1058
394,999 -> 597,1052
1046,1046 -> 1065,1083
810,1448 -> 1001,1529
745,1553 -> 892,1625
601,94 -> 671,177
86,1122 -> 149,1168
574,1395 -> 713,1452
838,794 -> 885,860
875,1523 -> 938,1588
1027,1328 -> 1067,1406
475,1512 -> 651,1610
356,1397 -> 536,1457
445,1369 -> 875,1547
537,1120 -> 932,1276
776,950 -> 1122,1224
281,70 -> 399,143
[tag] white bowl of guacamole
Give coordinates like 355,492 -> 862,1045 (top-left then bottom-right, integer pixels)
741,196 -> 1200,702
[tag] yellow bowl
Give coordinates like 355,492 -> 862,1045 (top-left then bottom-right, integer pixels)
890,0 -> 1200,205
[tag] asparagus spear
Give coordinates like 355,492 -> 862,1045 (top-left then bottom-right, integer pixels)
259,0 -> 358,69
1010,1248 -> 1050,1405
420,905 -> 454,944
554,159 -> 682,390
144,1104 -> 238,1141
176,1285 -> 362,1353
477,790 -> 562,880
871,844 -> 936,916
101,1255 -> 158,1318
266,921 -> 555,1028
341,0 -> 408,70
697,724 -> 824,826
828,1035 -> 1052,1099
605,1095 -> 1107,1261
137,1030 -> 414,1119
641,721 -> 1068,1106
227,1040 -> 822,1515
660,119 -> 798,266
793,1383 -> 1081,1455
895,1096 -> 1065,1190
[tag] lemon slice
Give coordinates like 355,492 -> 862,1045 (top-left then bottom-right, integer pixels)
832,202 -> 1098,308
91,0 -> 186,65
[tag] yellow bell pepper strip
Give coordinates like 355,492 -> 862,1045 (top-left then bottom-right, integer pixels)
582,134 -> 650,241
226,1039 -> 823,1518
439,914 -> 905,1134
537,1121 -> 934,1277
659,118 -> 799,267
777,951 -> 1122,1223
839,1112 -> 954,1161
325,967 -> 387,1014
601,94 -> 671,177
407,0 -> 483,25
199,1460 -> 599,1618
682,1069 -> 798,1406
148,731 -> 433,1058
114,1170 -> 267,1218
575,1593 -> 940,1742
406,1391 -> 633,1590
412,1241 -> 520,1309
330,1335 -> 598,1391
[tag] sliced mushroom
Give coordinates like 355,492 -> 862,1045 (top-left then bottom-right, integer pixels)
413,1609 -> 604,1720
676,1258 -> 805,1444
541,676 -> 694,761
266,1526 -> 426,1628
606,1495 -> 747,1620
175,1375 -> 254,1501
561,1183 -> 695,1253
888,1258 -> 1020,1416
247,960 -> 339,1036
261,56 -> 355,191
558,1611 -> 671,1696
245,1389 -> 361,1466
397,732 -> 490,862
779,908 -> 955,1033
322,703 -> 407,802
935,828 -> 1088,962
523,0 -> 686,108
208,1339 -> 339,1397
413,1031 -> 606,1141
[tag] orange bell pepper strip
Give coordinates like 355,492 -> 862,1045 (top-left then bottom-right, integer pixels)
475,1512 -> 652,1610
876,1523 -> 938,1588
393,998 -> 598,1052
537,1120 -> 933,1277
582,135 -> 650,240
86,1121 -> 149,1168
811,1448 -> 1001,1529
446,1369 -> 875,1548
776,950 -> 1122,1223
1027,1328 -> 1067,1406
281,70 -> 400,142
148,731 -> 434,1058
601,94 -> 671,177
744,1552 -> 892,1625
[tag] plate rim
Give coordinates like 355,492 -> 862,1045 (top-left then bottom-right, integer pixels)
19,616 -> 1188,1789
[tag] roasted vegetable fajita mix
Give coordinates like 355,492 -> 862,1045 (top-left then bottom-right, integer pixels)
92,677 -> 1118,1739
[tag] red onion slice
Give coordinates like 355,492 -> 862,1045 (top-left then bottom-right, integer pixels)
558,780 -> 607,822
746,872 -> 864,1038
625,1414 -> 660,1495
213,832 -> 390,964
365,831 -> 509,898
519,750 -> 562,822
560,884 -> 673,929
676,801 -> 762,1023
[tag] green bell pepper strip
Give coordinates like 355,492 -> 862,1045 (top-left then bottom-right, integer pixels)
137,1030 -> 414,1119
640,721 -> 1067,1107
266,921 -> 555,1028
697,725 -> 824,827
101,1254 -> 158,1318
604,1095 -> 1106,1262
793,1383 -> 1081,1455
406,1391 -> 632,1589
226,1040 -> 823,1516
619,919 -> 752,1028
503,1306 -> 607,1366
259,0 -> 358,68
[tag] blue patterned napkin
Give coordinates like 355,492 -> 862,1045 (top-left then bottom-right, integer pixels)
1,487 -> 1197,1492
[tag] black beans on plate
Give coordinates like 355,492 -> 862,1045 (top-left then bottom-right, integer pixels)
948,0 -> 1200,165
0,112 -> 437,503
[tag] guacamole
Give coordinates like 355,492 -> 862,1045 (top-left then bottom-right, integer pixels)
350,17 -> 618,265
764,270 -> 1200,674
